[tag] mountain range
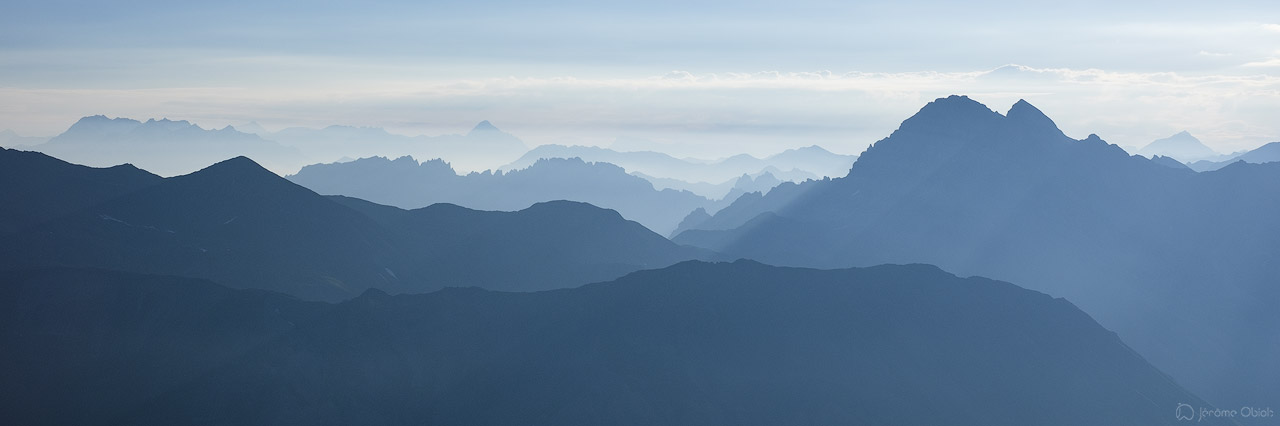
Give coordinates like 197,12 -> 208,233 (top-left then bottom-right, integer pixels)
15,115 -> 848,196
0,129 -> 48,147
29,116 -> 302,177
0,149 -> 709,301
502,144 -> 856,187
674,96 -> 1280,407
632,169 -> 791,200
288,156 -> 740,235
2,98 -> 1269,424
1188,141 -> 1280,171
18,117 -> 531,176
0,262 -> 1227,426
0,148 -> 163,233
259,120 -> 528,173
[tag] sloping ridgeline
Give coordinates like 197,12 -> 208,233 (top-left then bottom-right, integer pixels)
0,262 -> 1225,426
0,152 -> 711,301
674,96 -> 1280,406
288,156 -> 715,235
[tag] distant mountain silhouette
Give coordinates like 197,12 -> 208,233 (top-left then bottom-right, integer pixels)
673,177 -> 834,235
289,156 -> 727,234
1149,155 -> 1191,170
503,144 -> 855,185
718,172 -> 783,202
674,96 -> 1280,406
231,121 -> 270,135
0,129 -> 48,147
24,116 -> 532,176
1136,131 -> 1221,163
329,196 -> 713,291
634,169 -> 796,199
267,120 -> 527,172
31,116 -> 302,176
671,207 -> 713,238
0,262 -> 1227,425
470,119 -> 500,132
1188,141 -> 1280,171
0,155 -> 709,301
1224,141 -> 1280,163
0,148 -> 162,233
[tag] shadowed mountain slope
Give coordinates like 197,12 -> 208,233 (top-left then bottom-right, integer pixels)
288,156 -> 719,235
0,262 -> 1226,426
0,148 -> 162,233
674,96 -> 1280,406
0,155 -> 710,301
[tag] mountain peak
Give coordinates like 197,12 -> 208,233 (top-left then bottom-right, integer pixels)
1137,131 -> 1219,162
69,115 -> 140,127
928,94 -> 985,109
233,121 -> 269,135
143,118 -> 195,128
188,156 -> 273,178
76,114 -> 116,123
891,95 -> 1003,138
355,287 -> 392,303
1006,99 -> 1063,136
914,95 -> 1000,120
794,145 -> 830,153
469,120 -> 500,134
1008,99 -> 1034,113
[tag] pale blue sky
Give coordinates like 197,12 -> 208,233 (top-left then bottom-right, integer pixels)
3,0 -> 1278,156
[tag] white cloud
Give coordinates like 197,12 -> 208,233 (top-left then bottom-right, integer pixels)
1264,23 -> 1280,32
1242,58 -> 1280,67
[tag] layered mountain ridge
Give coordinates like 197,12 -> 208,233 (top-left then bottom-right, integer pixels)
288,155 -> 729,235
0,151 -> 710,301
0,263 -> 1229,426
674,95 -> 1280,406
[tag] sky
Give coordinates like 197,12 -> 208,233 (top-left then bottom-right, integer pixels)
2,0 -> 1279,158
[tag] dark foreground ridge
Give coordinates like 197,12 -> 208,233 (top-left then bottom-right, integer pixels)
0,262 -> 1224,426
0,153 -> 711,301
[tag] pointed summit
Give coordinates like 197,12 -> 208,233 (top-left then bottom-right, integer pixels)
234,121 -> 269,135
1136,131 -> 1219,163
1006,99 -> 1042,120
1006,99 -> 1064,136
203,155 -> 264,170
469,120 -> 500,135
181,156 -> 280,183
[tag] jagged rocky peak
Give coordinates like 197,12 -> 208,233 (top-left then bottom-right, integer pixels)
63,115 -> 142,133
